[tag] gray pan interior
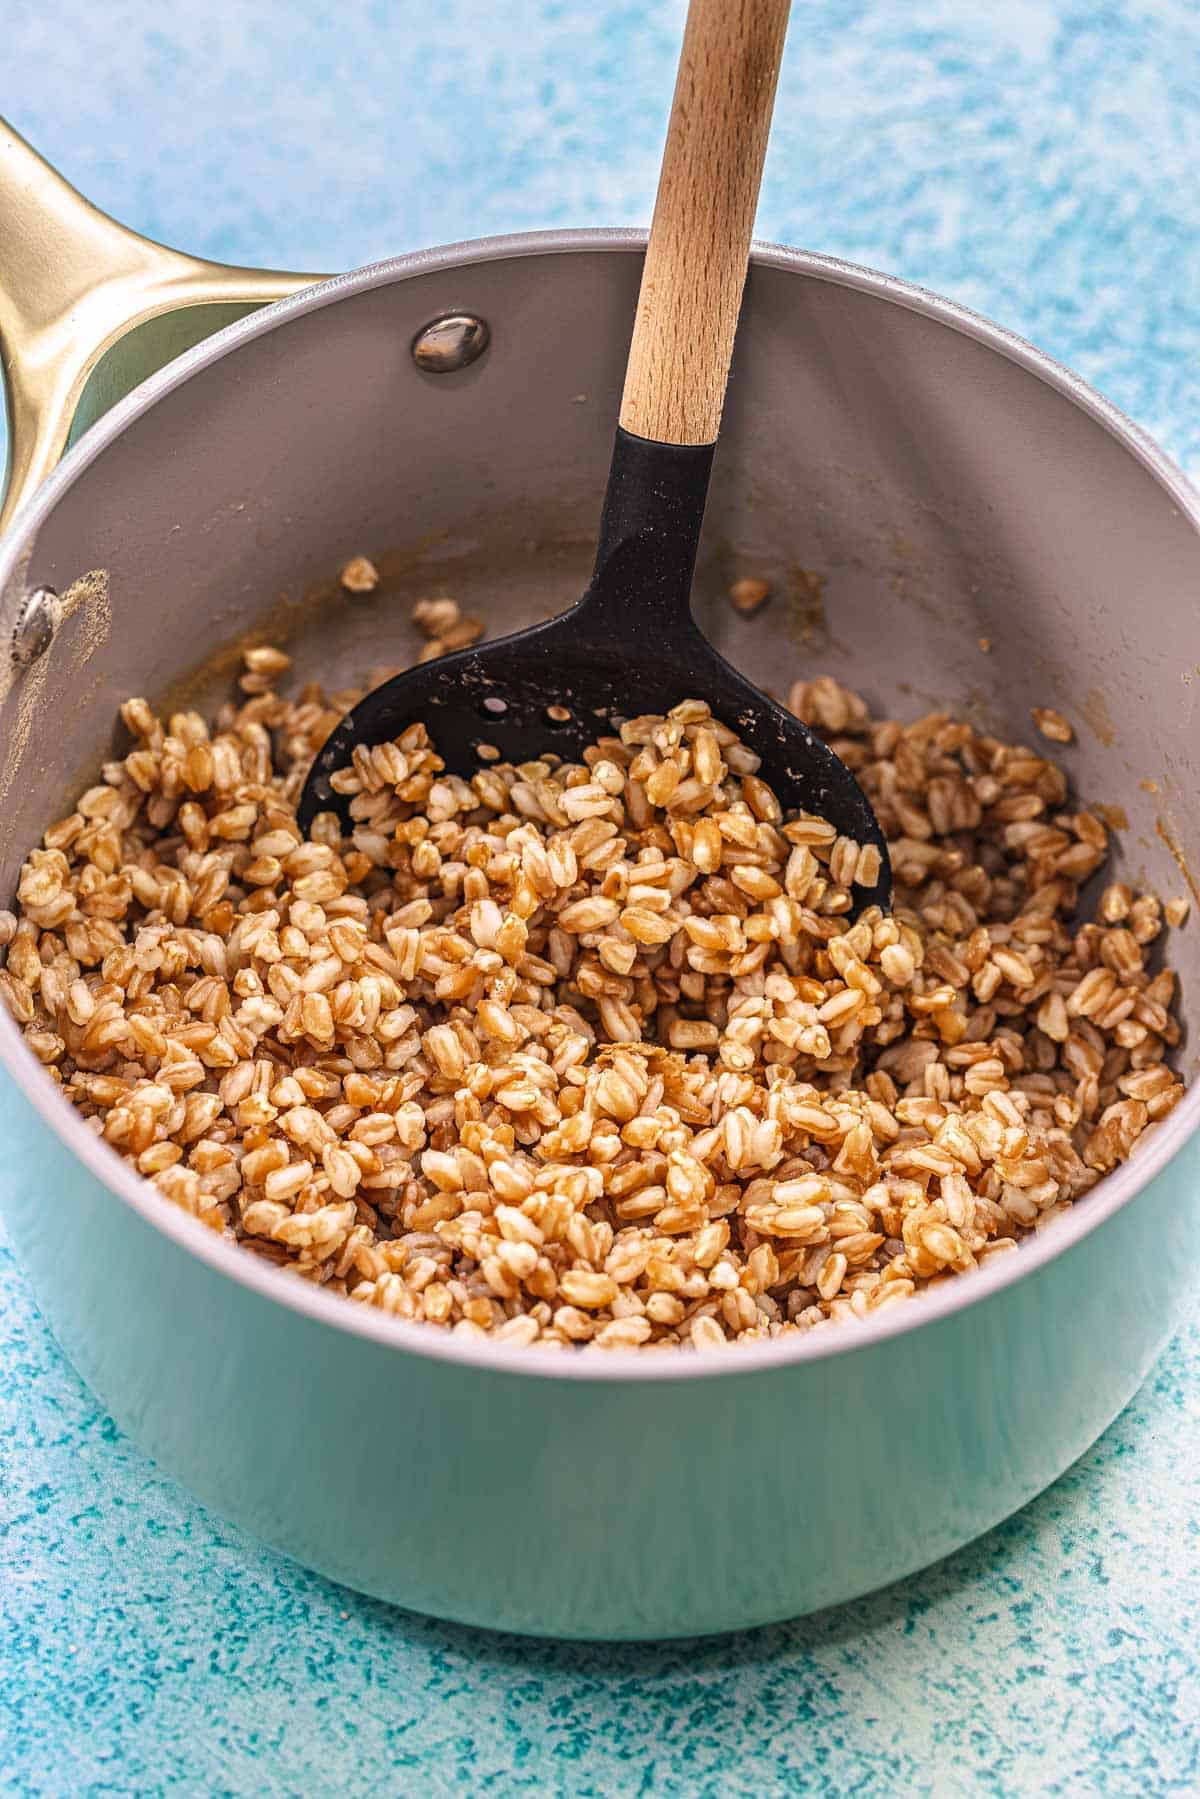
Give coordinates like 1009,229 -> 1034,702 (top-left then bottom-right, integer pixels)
1,236 -> 1197,1057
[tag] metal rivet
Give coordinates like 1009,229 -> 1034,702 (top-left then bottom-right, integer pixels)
411,313 -> 490,374
11,586 -> 59,668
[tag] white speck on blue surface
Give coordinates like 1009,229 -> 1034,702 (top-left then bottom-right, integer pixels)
3,2 -> 1200,1790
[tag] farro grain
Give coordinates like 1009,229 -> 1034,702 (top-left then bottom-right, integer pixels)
1032,708 -> 1074,744
728,578 -> 770,616
340,557 -> 380,594
1,632 -> 1185,1350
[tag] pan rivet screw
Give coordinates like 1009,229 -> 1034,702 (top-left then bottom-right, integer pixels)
11,586 -> 59,668
411,313 -> 490,374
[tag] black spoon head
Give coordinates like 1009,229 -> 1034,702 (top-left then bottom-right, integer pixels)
297,599 -> 891,914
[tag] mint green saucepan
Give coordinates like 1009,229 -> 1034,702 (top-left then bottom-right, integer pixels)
1,115 -> 1198,1639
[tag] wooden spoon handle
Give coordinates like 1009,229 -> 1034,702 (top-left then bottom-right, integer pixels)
619,0 -> 791,448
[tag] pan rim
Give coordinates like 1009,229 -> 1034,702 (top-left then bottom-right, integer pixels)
2,226 -> 1198,1385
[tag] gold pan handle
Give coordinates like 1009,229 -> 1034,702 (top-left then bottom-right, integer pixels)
0,118 -> 321,535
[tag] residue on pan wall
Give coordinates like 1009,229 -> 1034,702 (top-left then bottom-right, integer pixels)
1156,817 -> 1200,911
786,565 -> 829,645
152,575 -> 343,717
1079,686 -> 1116,746
1095,803 -> 1129,832
0,569 -> 111,816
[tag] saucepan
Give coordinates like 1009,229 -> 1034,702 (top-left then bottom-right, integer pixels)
1,116 -> 1198,1640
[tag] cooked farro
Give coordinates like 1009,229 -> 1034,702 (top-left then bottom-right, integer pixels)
1032,707 -> 1074,745
410,594 -> 485,662
728,577 -> 770,615
0,622 -> 1186,1351
339,556 -> 380,594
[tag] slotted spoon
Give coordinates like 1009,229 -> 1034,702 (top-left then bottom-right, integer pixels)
298,0 -> 891,911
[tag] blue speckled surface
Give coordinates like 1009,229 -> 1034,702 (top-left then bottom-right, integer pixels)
3,0 -> 1200,1788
